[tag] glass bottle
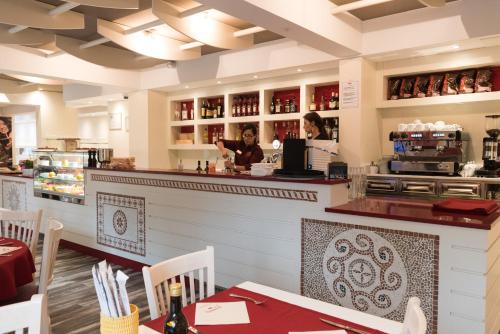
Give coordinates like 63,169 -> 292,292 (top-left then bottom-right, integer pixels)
284,99 -> 290,113
252,97 -> 258,115
232,98 -> 237,117
309,92 -> 316,111
181,103 -> 188,121
212,128 -> 218,144
329,92 -> 335,110
276,98 -> 282,114
290,97 -> 297,113
273,122 -> 279,140
236,97 -> 241,117
270,95 -> 276,114
174,104 -> 180,121
205,160 -> 209,174
292,121 -> 297,139
324,119 -> 332,140
217,98 -> 223,118
201,100 -> 207,119
196,160 -> 202,174
246,98 -> 252,116
319,96 -> 325,111
334,92 -> 339,110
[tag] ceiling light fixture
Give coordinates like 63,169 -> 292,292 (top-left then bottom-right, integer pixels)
253,75 -> 258,79
297,68 -> 302,72
451,44 -> 460,49
217,81 -> 221,84
184,85 -> 189,89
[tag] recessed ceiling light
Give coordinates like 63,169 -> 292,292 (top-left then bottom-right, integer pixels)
184,85 -> 189,89
253,75 -> 258,79
451,44 -> 460,49
87,101 -> 93,104
297,68 -> 302,72
217,81 -> 221,84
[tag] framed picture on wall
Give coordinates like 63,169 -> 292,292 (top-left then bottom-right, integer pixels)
109,111 -> 122,130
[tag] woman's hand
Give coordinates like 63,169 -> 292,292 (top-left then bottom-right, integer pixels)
216,141 -> 229,158
224,160 -> 234,169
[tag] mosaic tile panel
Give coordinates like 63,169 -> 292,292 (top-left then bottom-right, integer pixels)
91,173 -> 318,202
301,219 -> 439,334
97,192 -> 145,256
2,180 -> 27,211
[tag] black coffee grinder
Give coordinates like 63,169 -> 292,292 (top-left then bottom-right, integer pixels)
273,139 -> 325,178
477,115 -> 500,177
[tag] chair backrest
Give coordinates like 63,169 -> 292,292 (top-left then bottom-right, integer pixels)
142,246 -> 215,320
0,294 -> 46,334
0,209 -> 42,258
39,218 -> 63,294
402,297 -> 427,334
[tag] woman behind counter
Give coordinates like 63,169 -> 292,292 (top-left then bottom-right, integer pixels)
303,112 -> 329,140
215,123 -> 264,171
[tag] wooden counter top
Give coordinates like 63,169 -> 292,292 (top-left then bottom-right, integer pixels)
325,196 -> 499,230
85,167 -> 349,185
0,172 -> 32,179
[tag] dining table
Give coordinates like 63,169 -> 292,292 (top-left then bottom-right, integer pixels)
0,237 -> 36,302
139,281 -> 404,334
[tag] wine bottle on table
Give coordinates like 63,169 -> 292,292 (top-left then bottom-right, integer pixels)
163,283 -> 188,334
196,160 -> 202,174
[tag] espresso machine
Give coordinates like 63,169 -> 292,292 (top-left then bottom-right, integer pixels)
388,130 -> 467,175
476,115 -> 500,177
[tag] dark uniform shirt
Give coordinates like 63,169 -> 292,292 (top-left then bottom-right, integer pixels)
221,140 -> 264,170
313,132 -> 329,140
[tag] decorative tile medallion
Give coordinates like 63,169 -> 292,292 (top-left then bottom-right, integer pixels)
97,192 -> 145,256
91,173 -> 318,202
301,219 -> 439,334
2,180 -> 27,211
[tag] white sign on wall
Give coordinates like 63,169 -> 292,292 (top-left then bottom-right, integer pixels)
340,80 -> 359,109
109,111 -> 122,130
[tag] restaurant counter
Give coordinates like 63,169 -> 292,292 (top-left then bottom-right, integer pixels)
1,169 -> 498,334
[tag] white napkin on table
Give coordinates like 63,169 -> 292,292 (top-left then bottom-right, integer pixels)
0,246 -> 21,255
195,301 -> 250,325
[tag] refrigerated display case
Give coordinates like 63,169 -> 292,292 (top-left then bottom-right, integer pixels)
32,150 -> 87,205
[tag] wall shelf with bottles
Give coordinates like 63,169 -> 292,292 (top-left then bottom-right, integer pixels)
304,83 -> 339,114
198,124 -> 225,145
171,99 -> 195,122
264,119 -> 300,145
170,125 -> 195,145
227,122 -> 260,142
228,91 -> 260,118
198,95 -> 225,120
263,87 -> 300,116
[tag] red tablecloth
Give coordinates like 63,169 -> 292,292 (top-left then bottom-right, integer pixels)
144,286 -> 385,334
0,238 -> 36,301
433,198 -> 499,215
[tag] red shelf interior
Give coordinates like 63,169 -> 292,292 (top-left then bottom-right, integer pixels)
271,88 -> 300,112
180,126 -> 194,134
270,120 -> 300,142
207,124 -> 224,144
175,100 -> 194,120
313,84 -> 339,109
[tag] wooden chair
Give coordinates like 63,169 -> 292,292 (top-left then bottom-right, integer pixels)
0,294 -> 49,334
38,218 -> 63,294
142,246 -> 215,320
402,297 -> 427,334
0,209 -> 42,258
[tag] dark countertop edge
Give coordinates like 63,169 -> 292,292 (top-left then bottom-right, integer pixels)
84,167 -> 349,185
0,173 -> 33,179
325,197 -> 499,230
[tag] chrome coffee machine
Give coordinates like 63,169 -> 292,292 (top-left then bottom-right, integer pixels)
388,130 -> 467,175
476,115 -> 500,177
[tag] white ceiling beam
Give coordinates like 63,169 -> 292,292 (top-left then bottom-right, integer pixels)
331,0 -> 394,14
178,4 -> 211,18
80,37 -> 110,49
179,41 -> 204,50
233,26 -> 265,38
49,2 -> 79,16
8,25 -> 28,34
122,19 -> 163,35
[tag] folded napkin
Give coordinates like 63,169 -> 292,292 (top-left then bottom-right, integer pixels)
195,301 -> 250,325
0,246 -> 21,255
432,199 -> 499,215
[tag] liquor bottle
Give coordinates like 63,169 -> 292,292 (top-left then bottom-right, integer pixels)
212,128 -> 218,144
329,92 -> 335,110
319,96 -> 325,111
205,160 -> 209,174
324,119 -> 332,140
273,122 -> 279,140
246,98 -> 252,116
174,104 -> 180,121
252,97 -> 258,116
270,95 -> 276,114
190,106 -> 194,120
196,160 -> 202,174
232,98 -> 237,117
201,100 -> 207,119
334,92 -> 339,110
292,121 -> 297,139
290,97 -> 297,113
286,121 -> 291,139
284,99 -> 290,113
309,93 -> 317,111
212,103 -> 217,119
218,127 -> 224,141
236,97 -> 241,117
240,97 -> 245,117
202,127 -> 208,144
217,98 -> 223,118
276,98 -> 282,114
181,103 -> 188,121
281,122 -> 286,141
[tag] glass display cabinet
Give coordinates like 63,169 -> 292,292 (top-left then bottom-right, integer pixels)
32,150 -> 87,205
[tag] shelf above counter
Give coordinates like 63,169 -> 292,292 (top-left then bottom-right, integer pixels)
376,91 -> 500,109
167,144 -> 218,150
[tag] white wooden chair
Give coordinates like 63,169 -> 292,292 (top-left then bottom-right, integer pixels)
38,218 -> 63,294
142,246 -> 215,320
0,294 -> 49,334
402,297 -> 427,334
0,209 -> 43,258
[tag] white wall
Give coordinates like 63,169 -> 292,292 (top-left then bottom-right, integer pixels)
108,101 -> 129,157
